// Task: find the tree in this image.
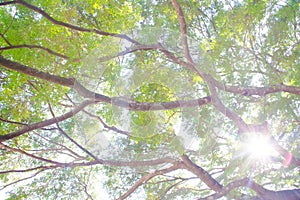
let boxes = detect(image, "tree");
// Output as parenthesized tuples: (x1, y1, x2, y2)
(0, 0, 299, 199)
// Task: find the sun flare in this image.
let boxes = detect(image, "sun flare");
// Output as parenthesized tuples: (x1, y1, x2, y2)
(243, 134, 277, 160)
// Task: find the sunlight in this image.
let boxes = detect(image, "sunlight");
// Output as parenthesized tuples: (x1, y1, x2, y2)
(243, 134, 277, 160)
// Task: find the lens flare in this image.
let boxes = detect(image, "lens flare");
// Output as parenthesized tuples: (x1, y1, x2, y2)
(243, 134, 276, 160)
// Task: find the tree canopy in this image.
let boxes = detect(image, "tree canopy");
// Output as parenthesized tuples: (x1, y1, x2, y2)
(0, 0, 299, 199)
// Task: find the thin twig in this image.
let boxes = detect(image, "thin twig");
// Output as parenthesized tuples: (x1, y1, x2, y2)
(47, 102, 99, 161)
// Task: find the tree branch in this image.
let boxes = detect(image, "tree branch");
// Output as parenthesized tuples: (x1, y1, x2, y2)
(0, 100, 94, 142)
(269, 135, 300, 167)
(0, 34, 12, 46)
(198, 178, 300, 200)
(213, 81, 300, 97)
(0, 45, 70, 59)
(0, 169, 45, 191)
(0, 142, 64, 165)
(47, 102, 99, 161)
(15, 0, 140, 45)
(0, 55, 75, 87)
(117, 162, 184, 200)
(0, 1, 16, 6)
(204, 75, 249, 132)
(181, 154, 223, 192)
(33, 131, 85, 160)
(83, 110, 131, 137)
(4, 54, 297, 163)
(0, 55, 212, 111)
(0, 165, 54, 174)
(171, 0, 194, 63)
(0, 116, 28, 126)
(98, 43, 161, 62)
(99, 157, 177, 167)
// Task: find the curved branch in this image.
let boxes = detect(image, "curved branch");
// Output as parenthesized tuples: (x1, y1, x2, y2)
(0, 142, 64, 165)
(60, 157, 177, 169)
(98, 43, 161, 62)
(156, 44, 300, 99)
(0, 55, 75, 86)
(198, 178, 300, 200)
(0, 1, 16, 6)
(5, 53, 294, 156)
(197, 8, 218, 35)
(33, 131, 85, 160)
(198, 178, 250, 200)
(2, 45, 298, 162)
(0, 100, 94, 142)
(0, 165, 54, 174)
(171, 0, 194, 63)
(0, 55, 212, 111)
(117, 162, 184, 200)
(181, 154, 222, 192)
(0, 45, 70, 59)
(48, 103, 99, 161)
(83, 110, 131, 137)
(213, 80, 300, 97)
(0, 34, 12, 46)
(269, 135, 300, 167)
(99, 157, 177, 167)
(15, 0, 139, 45)
(0, 169, 45, 191)
(0, 116, 28, 126)
(204, 75, 249, 132)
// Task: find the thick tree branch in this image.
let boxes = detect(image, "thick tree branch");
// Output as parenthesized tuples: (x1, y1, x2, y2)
(157, 43, 248, 133)
(110, 96, 212, 111)
(0, 1, 16, 6)
(171, 0, 194, 63)
(245, 123, 300, 167)
(3, 52, 296, 164)
(2, 39, 298, 169)
(203, 74, 250, 133)
(157, 44, 300, 98)
(15, 0, 139, 45)
(157, 43, 251, 133)
(181, 154, 223, 192)
(269, 136, 300, 167)
(0, 55, 75, 87)
(198, 178, 300, 200)
(55, 157, 177, 169)
(99, 157, 177, 167)
(0, 55, 212, 111)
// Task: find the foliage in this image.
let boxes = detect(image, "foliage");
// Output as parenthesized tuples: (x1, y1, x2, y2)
(0, 0, 299, 199)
